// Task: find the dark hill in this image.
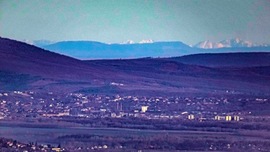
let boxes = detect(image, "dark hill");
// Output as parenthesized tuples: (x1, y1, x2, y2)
(1, 37, 270, 95)
(174, 52, 270, 67)
(0, 37, 114, 80)
(85, 57, 270, 95)
(0, 37, 126, 91)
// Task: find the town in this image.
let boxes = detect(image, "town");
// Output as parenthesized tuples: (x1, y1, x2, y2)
(1, 91, 270, 151)
(0, 90, 268, 122)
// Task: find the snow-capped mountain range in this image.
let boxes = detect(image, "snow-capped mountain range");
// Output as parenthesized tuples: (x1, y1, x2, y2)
(121, 39, 154, 44)
(23, 38, 270, 49)
(194, 38, 270, 49)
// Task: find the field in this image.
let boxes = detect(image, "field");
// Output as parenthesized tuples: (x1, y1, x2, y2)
(1, 121, 270, 151)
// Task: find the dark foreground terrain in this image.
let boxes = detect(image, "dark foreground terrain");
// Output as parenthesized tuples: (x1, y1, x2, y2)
(1, 118, 270, 152)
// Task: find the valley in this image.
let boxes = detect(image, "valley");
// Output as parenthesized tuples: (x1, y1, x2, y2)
(1, 37, 270, 151)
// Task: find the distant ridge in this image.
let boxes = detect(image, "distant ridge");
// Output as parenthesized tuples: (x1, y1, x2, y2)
(42, 41, 193, 59)
(39, 39, 270, 59)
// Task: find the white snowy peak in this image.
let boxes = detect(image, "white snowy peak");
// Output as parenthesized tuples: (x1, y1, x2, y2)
(121, 40, 135, 44)
(139, 39, 154, 44)
(121, 39, 154, 44)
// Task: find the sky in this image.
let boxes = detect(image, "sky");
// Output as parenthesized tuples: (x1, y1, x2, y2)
(0, 0, 270, 45)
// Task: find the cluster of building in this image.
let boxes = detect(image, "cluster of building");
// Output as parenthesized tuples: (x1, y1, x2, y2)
(1, 90, 267, 122)
(0, 137, 64, 152)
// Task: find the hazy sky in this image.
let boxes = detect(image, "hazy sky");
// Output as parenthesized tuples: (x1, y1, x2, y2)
(0, 0, 270, 45)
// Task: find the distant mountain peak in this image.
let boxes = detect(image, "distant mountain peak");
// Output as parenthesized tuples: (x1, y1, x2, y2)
(121, 40, 135, 44)
(139, 39, 154, 44)
(194, 38, 269, 49)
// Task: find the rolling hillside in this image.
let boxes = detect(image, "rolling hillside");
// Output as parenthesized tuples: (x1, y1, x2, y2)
(175, 52, 270, 67)
(1, 37, 270, 95)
